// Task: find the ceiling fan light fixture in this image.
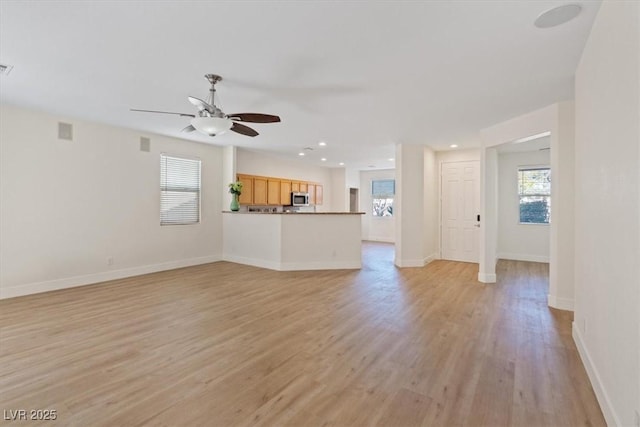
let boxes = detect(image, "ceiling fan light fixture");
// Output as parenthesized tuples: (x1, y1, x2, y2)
(190, 116, 233, 136)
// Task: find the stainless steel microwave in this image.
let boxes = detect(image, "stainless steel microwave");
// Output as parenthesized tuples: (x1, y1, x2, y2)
(291, 192, 310, 206)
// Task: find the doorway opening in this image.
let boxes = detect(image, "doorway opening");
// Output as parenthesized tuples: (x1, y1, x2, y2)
(349, 188, 358, 213)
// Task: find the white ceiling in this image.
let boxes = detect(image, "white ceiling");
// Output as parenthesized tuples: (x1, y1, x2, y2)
(0, 1, 600, 170)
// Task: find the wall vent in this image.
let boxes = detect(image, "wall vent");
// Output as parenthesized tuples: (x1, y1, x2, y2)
(140, 137, 150, 152)
(58, 122, 73, 141)
(0, 64, 13, 75)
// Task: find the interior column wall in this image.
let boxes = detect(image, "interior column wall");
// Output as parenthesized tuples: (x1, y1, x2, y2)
(395, 144, 424, 267)
(573, 1, 640, 424)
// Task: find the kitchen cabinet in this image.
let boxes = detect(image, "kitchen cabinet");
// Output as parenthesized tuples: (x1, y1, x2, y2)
(234, 174, 323, 207)
(237, 174, 253, 205)
(280, 181, 292, 205)
(253, 177, 268, 205)
(267, 179, 281, 205)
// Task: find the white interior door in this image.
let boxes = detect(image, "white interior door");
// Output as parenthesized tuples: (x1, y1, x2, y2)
(441, 161, 480, 263)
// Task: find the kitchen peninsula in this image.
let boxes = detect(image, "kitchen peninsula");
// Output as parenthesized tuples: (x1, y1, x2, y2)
(222, 212, 364, 271)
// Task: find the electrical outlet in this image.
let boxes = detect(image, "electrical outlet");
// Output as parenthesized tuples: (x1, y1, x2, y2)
(107, 257, 114, 266)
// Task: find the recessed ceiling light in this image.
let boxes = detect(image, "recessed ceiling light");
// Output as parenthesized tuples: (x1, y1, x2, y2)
(450, 144, 458, 148)
(321, 158, 327, 162)
(318, 141, 327, 146)
(535, 4, 582, 28)
(339, 162, 344, 166)
(298, 152, 305, 156)
(388, 158, 394, 161)
(514, 131, 551, 144)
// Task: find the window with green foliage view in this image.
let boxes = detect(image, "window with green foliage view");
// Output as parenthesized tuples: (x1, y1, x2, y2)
(372, 179, 394, 217)
(518, 167, 550, 224)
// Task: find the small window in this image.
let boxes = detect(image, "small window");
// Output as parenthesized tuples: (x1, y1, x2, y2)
(160, 154, 201, 225)
(372, 179, 394, 217)
(518, 167, 550, 224)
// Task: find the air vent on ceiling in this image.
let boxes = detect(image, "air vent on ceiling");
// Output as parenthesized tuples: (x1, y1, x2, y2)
(0, 64, 14, 75)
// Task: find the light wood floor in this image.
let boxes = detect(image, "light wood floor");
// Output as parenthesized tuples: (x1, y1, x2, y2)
(0, 242, 604, 426)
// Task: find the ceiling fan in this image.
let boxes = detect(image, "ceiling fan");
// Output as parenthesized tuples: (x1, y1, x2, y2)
(131, 74, 281, 137)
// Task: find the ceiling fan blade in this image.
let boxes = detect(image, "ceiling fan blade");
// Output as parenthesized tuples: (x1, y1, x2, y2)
(228, 113, 281, 123)
(181, 124, 196, 133)
(188, 96, 215, 114)
(130, 108, 195, 118)
(230, 122, 259, 137)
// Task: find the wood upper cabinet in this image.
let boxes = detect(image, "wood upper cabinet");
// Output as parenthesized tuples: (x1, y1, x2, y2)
(267, 179, 281, 205)
(236, 174, 253, 205)
(233, 174, 323, 206)
(253, 177, 268, 205)
(280, 181, 292, 205)
(308, 184, 316, 205)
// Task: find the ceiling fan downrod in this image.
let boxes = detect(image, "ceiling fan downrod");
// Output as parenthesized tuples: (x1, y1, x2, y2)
(204, 74, 223, 115)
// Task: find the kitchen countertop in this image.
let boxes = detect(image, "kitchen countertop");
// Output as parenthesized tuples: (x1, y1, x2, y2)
(222, 211, 365, 215)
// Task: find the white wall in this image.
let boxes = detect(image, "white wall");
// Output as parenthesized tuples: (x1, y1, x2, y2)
(359, 169, 395, 242)
(549, 101, 576, 310)
(436, 148, 481, 164)
(0, 105, 223, 299)
(395, 144, 425, 267)
(330, 167, 347, 212)
(573, 2, 640, 426)
(423, 148, 438, 263)
(497, 149, 550, 262)
(236, 148, 332, 211)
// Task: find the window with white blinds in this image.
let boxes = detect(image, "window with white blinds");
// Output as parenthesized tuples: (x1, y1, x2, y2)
(160, 154, 201, 226)
(518, 167, 551, 224)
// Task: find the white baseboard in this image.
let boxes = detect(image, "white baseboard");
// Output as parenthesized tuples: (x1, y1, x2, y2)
(222, 254, 361, 271)
(279, 260, 361, 271)
(222, 254, 281, 271)
(572, 322, 619, 426)
(366, 236, 395, 243)
(394, 258, 425, 268)
(0, 254, 222, 300)
(478, 272, 497, 283)
(547, 294, 574, 311)
(497, 252, 550, 263)
(423, 253, 438, 265)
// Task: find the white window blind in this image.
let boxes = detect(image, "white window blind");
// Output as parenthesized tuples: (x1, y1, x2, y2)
(160, 154, 201, 226)
(372, 179, 395, 197)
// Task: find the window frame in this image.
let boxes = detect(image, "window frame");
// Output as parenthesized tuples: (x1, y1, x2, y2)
(160, 153, 202, 226)
(517, 165, 551, 225)
(371, 179, 395, 218)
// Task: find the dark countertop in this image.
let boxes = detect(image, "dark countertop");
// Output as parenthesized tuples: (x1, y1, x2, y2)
(222, 211, 365, 215)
